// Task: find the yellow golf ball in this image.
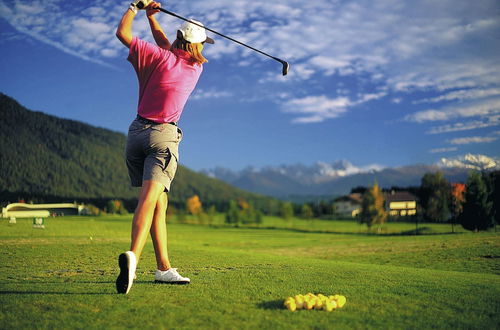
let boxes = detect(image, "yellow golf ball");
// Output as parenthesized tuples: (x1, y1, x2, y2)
(294, 296, 304, 310)
(304, 300, 314, 310)
(286, 301, 297, 311)
(323, 300, 337, 312)
(336, 295, 347, 308)
(314, 299, 324, 310)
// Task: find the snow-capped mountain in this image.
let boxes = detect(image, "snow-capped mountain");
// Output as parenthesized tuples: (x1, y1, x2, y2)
(202, 160, 384, 186)
(437, 154, 500, 171)
(312, 161, 384, 183)
(201, 154, 498, 199)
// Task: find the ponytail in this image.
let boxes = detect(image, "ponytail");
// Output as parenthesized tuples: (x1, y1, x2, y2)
(171, 38, 208, 65)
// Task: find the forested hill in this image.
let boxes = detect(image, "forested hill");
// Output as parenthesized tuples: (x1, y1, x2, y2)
(0, 93, 271, 208)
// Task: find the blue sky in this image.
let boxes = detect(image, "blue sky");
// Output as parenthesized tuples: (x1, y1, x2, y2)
(1, 0, 499, 172)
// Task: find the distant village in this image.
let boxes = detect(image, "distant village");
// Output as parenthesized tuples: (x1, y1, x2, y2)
(2, 190, 419, 221)
(335, 190, 417, 218)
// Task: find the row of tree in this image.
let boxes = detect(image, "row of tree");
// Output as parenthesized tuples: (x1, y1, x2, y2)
(359, 171, 499, 231)
(83, 170, 499, 233)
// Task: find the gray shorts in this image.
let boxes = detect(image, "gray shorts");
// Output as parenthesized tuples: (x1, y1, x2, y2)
(125, 117, 183, 192)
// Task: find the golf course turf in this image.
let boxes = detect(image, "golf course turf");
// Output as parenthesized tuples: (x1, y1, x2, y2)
(1, 215, 499, 329)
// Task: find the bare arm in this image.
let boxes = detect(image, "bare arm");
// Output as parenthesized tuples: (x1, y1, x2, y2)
(146, 2, 171, 50)
(116, 8, 137, 48)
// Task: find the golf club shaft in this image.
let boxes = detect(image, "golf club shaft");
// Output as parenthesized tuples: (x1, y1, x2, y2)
(156, 7, 288, 74)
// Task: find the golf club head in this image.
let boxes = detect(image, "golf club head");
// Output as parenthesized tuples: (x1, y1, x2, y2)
(282, 61, 289, 76)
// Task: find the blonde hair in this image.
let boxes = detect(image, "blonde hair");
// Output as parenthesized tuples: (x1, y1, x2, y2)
(171, 38, 208, 65)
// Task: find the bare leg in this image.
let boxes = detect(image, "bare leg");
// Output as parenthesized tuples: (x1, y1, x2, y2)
(130, 180, 165, 261)
(150, 191, 171, 271)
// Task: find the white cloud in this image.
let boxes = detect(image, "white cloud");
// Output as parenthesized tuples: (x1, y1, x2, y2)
(101, 48, 119, 58)
(406, 98, 500, 123)
(14, 1, 44, 15)
(282, 95, 350, 123)
(309, 56, 351, 76)
(191, 88, 232, 100)
(416, 87, 500, 104)
(1, 0, 499, 127)
(447, 136, 498, 145)
(280, 89, 388, 123)
(83, 6, 105, 17)
(427, 115, 500, 134)
(0, 0, 121, 68)
(429, 147, 458, 154)
(356, 92, 387, 104)
(406, 110, 450, 123)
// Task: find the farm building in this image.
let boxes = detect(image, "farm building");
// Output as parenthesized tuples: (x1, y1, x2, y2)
(334, 193, 362, 217)
(385, 191, 417, 216)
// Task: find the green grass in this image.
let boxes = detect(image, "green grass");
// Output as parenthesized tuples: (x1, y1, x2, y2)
(179, 214, 470, 235)
(1, 216, 499, 329)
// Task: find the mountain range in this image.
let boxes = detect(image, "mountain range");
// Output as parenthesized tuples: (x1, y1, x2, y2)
(201, 155, 500, 199)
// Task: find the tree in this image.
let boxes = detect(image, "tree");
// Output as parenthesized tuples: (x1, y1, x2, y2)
(359, 182, 387, 232)
(450, 183, 465, 233)
(300, 204, 314, 219)
(106, 199, 127, 214)
(106, 200, 117, 214)
(241, 205, 263, 225)
(280, 202, 294, 220)
(266, 199, 280, 216)
(238, 198, 250, 211)
(207, 205, 217, 225)
(83, 204, 101, 216)
(225, 199, 262, 226)
(186, 195, 203, 215)
(225, 200, 240, 226)
(420, 172, 450, 222)
(350, 186, 368, 194)
(460, 171, 494, 231)
(487, 171, 500, 229)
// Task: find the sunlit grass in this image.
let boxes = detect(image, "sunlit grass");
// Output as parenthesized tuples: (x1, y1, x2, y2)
(0, 216, 498, 329)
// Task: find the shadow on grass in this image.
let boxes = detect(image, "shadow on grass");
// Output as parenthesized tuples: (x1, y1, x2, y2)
(0, 280, 119, 295)
(0, 280, 116, 285)
(208, 224, 465, 237)
(0, 290, 112, 295)
(257, 299, 285, 310)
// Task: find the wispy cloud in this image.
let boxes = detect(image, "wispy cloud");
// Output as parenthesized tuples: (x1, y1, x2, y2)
(282, 95, 350, 124)
(447, 136, 498, 145)
(0, 0, 122, 69)
(280, 90, 387, 124)
(1, 0, 499, 127)
(191, 88, 232, 100)
(427, 115, 500, 134)
(405, 98, 500, 123)
(429, 147, 458, 154)
(416, 87, 500, 104)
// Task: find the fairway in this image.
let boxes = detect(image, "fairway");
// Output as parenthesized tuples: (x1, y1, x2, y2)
(1, 216, 499, 329)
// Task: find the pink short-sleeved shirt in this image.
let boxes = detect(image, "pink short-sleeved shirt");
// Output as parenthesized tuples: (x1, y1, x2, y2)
(128, 37, 203, 123)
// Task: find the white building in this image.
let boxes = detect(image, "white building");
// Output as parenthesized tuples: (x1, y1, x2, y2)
(2, 202, 84, 219)
(334, 193, 362, 217)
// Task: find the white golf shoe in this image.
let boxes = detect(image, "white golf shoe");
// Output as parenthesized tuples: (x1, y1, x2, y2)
(154, 268, 190, 284)
(116, 251, 137, 294)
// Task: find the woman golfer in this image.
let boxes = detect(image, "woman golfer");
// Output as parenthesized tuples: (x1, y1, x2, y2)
(115, 0, 213, 294)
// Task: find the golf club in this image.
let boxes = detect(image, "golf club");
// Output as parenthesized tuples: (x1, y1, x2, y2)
(135, 2, 289, 75)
